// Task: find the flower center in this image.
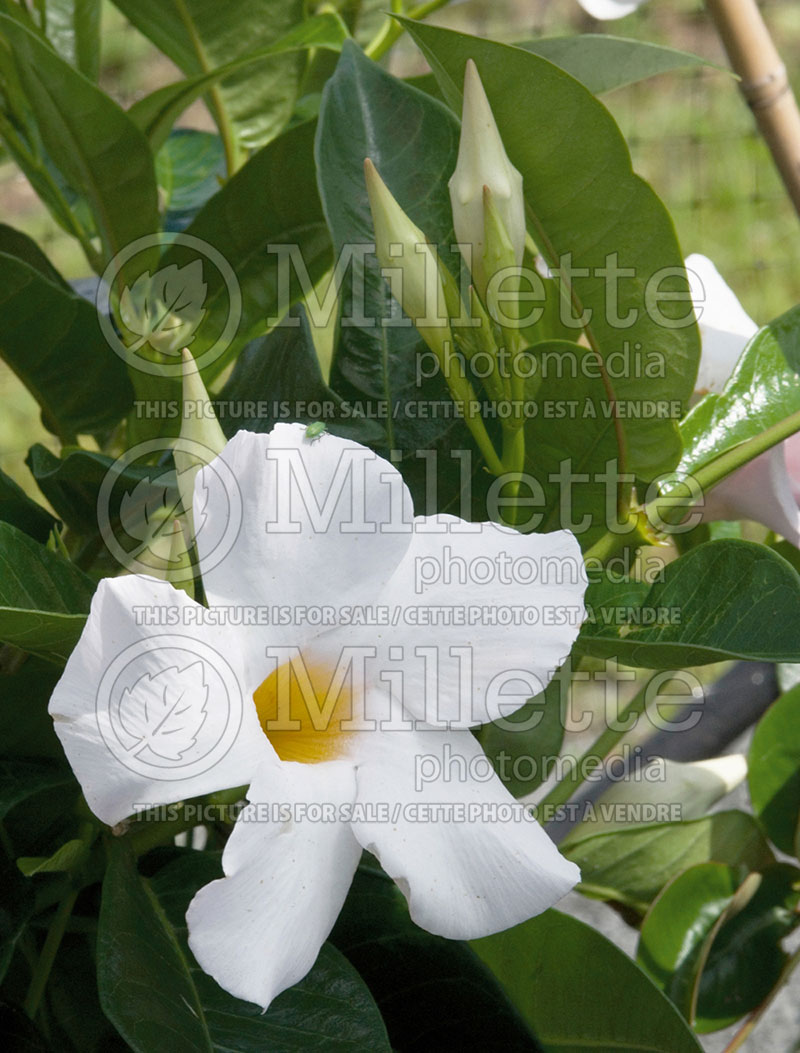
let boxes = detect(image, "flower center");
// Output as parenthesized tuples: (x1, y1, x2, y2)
(253, 658, 356, 763)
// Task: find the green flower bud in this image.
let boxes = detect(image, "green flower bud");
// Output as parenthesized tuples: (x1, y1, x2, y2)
(364, 157, 454, 360)
(175, 349, 227, 536)
(449, 59, 525, 300)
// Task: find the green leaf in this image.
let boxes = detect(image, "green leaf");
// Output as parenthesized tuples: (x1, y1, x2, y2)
(130, 13, 348, 151)
(636, 862, 741, 1022)
(156, 130, 226, 231)
(41, 0, 102, 80)
(0, 251, 134, 438)
(693, 863, 800, 1032)
(0, 13, 158, 271)
(522, 340, 632, 548)
(0, 758, 73, 820)
(519, 34, 718, 95)
(680, 305, 800, 476)
(0, 521, 95, 662)
(0, 658, 67, 759)
(156, 119, 331, 385)
(402, 20, 700, 483)
(331, 864, 541, 1050)
(564, 811, 774, 911)
(749, 684, 800, 856)
(17, 836, 87, 875)
(0, 854, 35, 985)
(577, 539, 800, 667)
(111, 0, 306, 152)
(99, 844, 392, 1052)
(477, 672, 565, 798)
(472, 908, 703, 1053)
(0, 466, 56, 542)
(316, 41, 493, 516)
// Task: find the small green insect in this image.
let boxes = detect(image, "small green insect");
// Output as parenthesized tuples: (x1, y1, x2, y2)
(304, 421, 327, 442)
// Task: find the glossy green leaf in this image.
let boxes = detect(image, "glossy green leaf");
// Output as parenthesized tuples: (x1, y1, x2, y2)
(0, 252, 133, 438)
(748, 684, 800, 856)
(636, 862, 740, 1021)
(578, 540, 800, 667)
(472, 909, 703, 1052)
(519, 34, 718, 95)
(42, 0, 101, 80)
(403, 20, 700, 483)
(0, 521, 94, 662)
(478, 672, 566, 798)
(99, 844, 392, 1052)
(0, 14, 158, 270)
(693, 863, 800, 1032)
(0, 466, 56, 542)
(316, 42, 493, 516)
(331, 864, 541, 1050)
(157, 119, 331, 385)
(112, 0, 305, 152)
(680, 305, 800, 476)
(130, 13, 348, 151)
(564, 811, 774, 911)
(156, 131, 226, 232)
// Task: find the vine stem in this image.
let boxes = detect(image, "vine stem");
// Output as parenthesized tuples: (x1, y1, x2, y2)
(365, 0, 452, 62)
(536, 676, 651, 818)
(23, 888, 79, 1019)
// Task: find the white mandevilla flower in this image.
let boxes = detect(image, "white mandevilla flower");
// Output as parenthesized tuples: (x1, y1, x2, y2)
(687, 252, 800, 546)
(576, 0, 648, 19)
(449, 59, 525, 301)
(49, 402, 586, 1007)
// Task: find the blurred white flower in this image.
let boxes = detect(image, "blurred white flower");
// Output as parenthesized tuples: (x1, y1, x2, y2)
(576, 0, 648, 20)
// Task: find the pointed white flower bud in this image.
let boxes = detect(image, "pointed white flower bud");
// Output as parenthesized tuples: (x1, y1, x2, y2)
(449, 59, 525, 300)
(364, 158, 454, 360)
(564, 754, 747, 842)
(175, 348, 227, 539)
(576, 0, 648, 19)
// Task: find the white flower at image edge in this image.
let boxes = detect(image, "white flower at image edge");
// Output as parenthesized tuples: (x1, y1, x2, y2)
(49, 424, 586, 1010)
(576, 0, 647, 20)
(687, 253, 800, 546)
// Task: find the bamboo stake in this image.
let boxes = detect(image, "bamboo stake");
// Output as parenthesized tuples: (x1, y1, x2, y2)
(705, 0, 800, 219)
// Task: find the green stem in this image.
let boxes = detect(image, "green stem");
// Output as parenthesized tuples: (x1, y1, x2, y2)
(23, 889, 78, 1019)
(537, 677, 651, 818)
(364, 0, 451, 61)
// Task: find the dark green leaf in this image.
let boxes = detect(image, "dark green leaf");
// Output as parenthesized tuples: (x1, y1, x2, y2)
(0, 252, 133, 438)
(0, 521, 95, 661)
(519, 34, 718, 95)
(331, 864, 541, 1050)
(472, 908, 703, 1052)
(564, 811, 774, 911)
(402, 20, 700, 482)
(0, 465, 55, 542)
(578, 540, 800, 667)
(748, 684, 800, 856)
(156, 131, 226, 232)
(111, 0, 305, 152)
(100, 844, 392, 1052)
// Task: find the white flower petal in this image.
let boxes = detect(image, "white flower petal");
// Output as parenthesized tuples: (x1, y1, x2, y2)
(576, 0, 646, 19)
(187, 758, 361, 1010)
(686, 253, 758, 394)
(701, 445, 800, 546)
(49, 575, 269, 826)
(350, 726, 579, 939)
(195, 426, 414, 663)
(372, 516, 586, 726)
